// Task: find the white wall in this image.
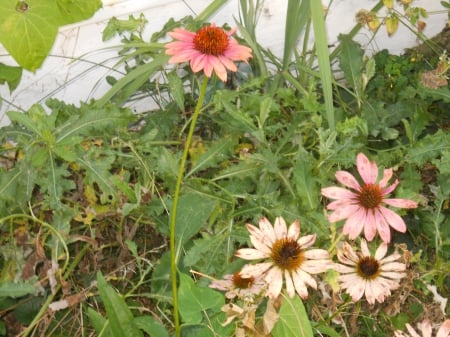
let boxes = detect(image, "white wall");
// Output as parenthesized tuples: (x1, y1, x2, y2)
(0, 0, 447, 126)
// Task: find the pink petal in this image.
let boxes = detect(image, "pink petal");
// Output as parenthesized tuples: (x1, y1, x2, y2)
(342, 210, 366, 240)
(383, 198, 418, 209)
(378, 168, 393, 188)
(374, 209, 392, 243)
(380, 206, 407, 233)
(328, 204, 361, 222)
(321, 186, 357, 200)
(437, 319, 450, 337)
(357, 153, 379, 184)
(335, 171, 361, 191)
(381, 262, 406, 272)
(363, 210, 377, 241)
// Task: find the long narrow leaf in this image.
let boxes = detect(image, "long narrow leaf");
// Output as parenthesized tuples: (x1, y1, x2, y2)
(283, 0, 310, 69)
(310, 0, 335, 130)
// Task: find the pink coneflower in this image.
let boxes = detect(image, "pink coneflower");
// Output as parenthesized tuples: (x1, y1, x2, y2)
(334, 239, 406, 305)
(165, 23, 252, 82)
(235, 217, 332, 299)
(209, 269, 265, 300)
(321, 152, 418, 243)
(394, 319, 450, 337)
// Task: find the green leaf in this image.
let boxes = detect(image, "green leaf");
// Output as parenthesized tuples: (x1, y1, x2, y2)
(167, 70, 185, 111)
(133, 316, 169, 337)
(0, 63, 22, 92)
(0, 0, 60, 70)
(174, 193, 216, 245)
(0, 281, 37, 298)
(96, 272, 143, 337)
(293, 156, 320, 210)
(87, 307, 113, 336)
(272, 296, 313, 337)
(338, 34, 364, 97)
(56, 0, 101, 26)
(178, 272, 224, 324)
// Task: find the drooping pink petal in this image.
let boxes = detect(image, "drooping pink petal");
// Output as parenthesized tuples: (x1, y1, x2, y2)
(328, 204, 361, 222)
(363, 209, 377, 241)
(374, 209, 392, 243)
(342, 210, 366, 240)
(380, 206, 407, 233)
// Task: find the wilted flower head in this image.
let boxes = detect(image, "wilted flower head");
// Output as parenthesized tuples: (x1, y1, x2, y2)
(165, 23, 252, 82)
(235, 217, 332, 299)
(209, 269, 265, 300)
(334, 239, 406, 305)
(321, 152, 417, 243)
(394, 319, 450, 337)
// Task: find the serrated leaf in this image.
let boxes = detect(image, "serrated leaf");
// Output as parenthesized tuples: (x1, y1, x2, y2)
(338, 35, 364, 96)
(293, 157, 319, 210)
(272, 296, 313, 337)
(178, 272, 224, 324)
(0, 281, 37, 298)
(167, 70, 185, 111)
(96, 272, 143, 337)
(174, 193, 216, 245)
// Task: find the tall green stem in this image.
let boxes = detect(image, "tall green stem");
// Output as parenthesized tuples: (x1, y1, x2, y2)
(169, 76, 209, 337)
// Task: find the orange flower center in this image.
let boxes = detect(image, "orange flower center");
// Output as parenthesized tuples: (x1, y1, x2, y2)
(270, 238, 304, 271)
(232, 272, 254, 289)
(358, 183, 383, 209)
(357, 256, 380, 280)
(193, 26, 229, 56)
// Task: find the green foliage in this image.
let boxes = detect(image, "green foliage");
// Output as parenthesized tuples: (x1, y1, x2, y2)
(272, 296, 313, 337)
(0, 0, 101, 71)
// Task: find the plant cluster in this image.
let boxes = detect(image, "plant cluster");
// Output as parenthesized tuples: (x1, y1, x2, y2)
(0, 0, 449, 337)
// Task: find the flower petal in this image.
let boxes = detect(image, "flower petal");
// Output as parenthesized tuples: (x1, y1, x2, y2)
(236, 248, 269, 260)
(265, 267, 283, 299)
(274, 216, 287, 239)
(357, 153, 378, 184)
(335, 171, 361, 191)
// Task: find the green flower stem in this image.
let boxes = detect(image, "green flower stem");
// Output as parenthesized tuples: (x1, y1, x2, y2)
(170, 76, 209, 337)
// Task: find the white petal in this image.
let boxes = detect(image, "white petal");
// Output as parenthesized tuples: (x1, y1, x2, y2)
(284, 271, 295, 298)
(240, 262, 273, 278)
(287, 220, 300, 240)
(265, 267, 283, 299)
(274, 217, 287, 239)
(235, 248, 268, 260)
(374, 242, 388, 260)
